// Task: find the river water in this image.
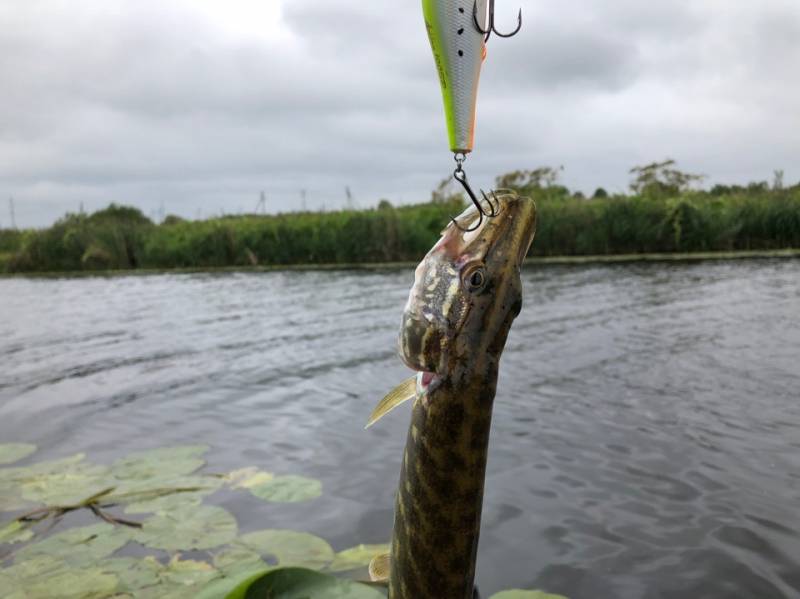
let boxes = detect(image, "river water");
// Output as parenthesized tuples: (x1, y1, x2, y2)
(1, 259, 799, 598)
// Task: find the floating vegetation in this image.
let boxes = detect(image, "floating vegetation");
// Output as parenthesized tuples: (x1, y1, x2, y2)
(0, 444, 566, 598)
(328, 544, 392, 573)
(0, 444, 37, 465)
(134, 505, 238, 552)
(489, 592, 569, 599)
(226, 567, 385, 599)
(15, 523, 132, 567)
(247, 475, 323, 503)
(235, 529, 335, 571)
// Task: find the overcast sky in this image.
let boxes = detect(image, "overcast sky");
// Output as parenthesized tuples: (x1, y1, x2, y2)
(1, 0, 798, 227)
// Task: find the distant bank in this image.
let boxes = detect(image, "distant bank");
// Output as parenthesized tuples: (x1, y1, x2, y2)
(2, 179, 799, 275)
(2, 249, 800, 279)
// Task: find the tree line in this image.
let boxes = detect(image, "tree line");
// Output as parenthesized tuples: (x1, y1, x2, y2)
(2, 161, 799, 273)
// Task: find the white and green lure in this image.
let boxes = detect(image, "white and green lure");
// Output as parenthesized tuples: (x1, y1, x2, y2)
(421, 0, 522, 227)
(422, 0, 521, 154)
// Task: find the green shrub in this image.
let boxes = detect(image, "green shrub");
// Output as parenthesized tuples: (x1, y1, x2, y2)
(5, 188, 800, 273)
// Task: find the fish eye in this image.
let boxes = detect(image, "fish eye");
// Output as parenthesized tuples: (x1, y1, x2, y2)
(463, 264, 487, 292)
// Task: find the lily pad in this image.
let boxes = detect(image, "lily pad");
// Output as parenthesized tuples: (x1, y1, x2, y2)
(2, 555, 120, 599)
(0, 453, 112, 507)
(111, 445, 209, 481)
(328, 543, 392, 573)
(15, 523, 132, 566)
(11, 566, 118, 599)
(249, 475, 322, 503)
(213, 546, 270, 578)
(0, 443, 37, 465)
(124, 557, 224, 599)
(196, 572, 264, 599)
(99, 556, 161, 591)
(236, 529, 334, 570)
(0, 453, 87, 483)
(19, 464, 111, 506)
(135, 504, 237, 551)
(0, 487, 31, 512)
(162, 554, 219, 586)
(489, 591, 570, 599)
(225, 567, 385, 599)
(110, 473, 223, 503)
(0, 520, 34, 544)
(124, 491, 205, 515)
(224, 467, 274, 490)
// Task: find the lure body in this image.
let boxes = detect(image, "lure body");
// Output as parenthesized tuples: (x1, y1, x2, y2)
(422, 0, 488, 153)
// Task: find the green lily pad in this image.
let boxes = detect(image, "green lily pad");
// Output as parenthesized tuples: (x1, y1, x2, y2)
(125, 477, 222, 514)
(111, 445, 209, 481)
(0, 487, 31, 512)
(123, 556, 224, 599)
(0, 454, 87, 483)
(327, 543, 391, 573)
(161, 554, 220, 586)
(213, 546, 270, 578)
(99, 556, 161, 591)
(489, 591, 570, 599)
(19, 464, 111, 506)
(135, 504, 237, 551)
(0, 443, 37, 465)
(225, 567, 385, 599)
(12, 567, 118, 599)
(224, 467, 274, 489)
(110, 473, 223, 504)
(249, 475, 322, 503)
(196, 572, 264, 599)
(15, 522, 132, 566)
(0, 520, 34, 544)
(236, 529, 334, 570)
(2, 555, 120, 599)
(0, 453, 112, 507)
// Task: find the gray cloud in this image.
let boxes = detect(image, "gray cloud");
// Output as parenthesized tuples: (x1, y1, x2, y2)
(0, 0, 798, 227)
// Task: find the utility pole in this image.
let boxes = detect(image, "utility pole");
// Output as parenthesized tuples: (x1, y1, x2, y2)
(345, 186, 354, 209)
(300, 189, 307, 212)
(255, 191, 266, 214)
(8, 197, 16, 229)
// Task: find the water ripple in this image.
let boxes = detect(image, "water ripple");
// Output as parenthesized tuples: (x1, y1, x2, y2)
(1, 260, 799, 598)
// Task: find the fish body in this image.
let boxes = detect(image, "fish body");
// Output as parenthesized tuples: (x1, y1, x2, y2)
(422, 0, 489, 153)
(370, 193, 537, 598)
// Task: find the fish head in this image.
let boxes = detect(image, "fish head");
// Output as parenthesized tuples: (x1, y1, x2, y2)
(398, 193, 537, 389)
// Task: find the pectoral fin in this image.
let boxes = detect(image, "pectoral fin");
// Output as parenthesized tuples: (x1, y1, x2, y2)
(365, 376, 417, 429)
(368, 552, 391, 583)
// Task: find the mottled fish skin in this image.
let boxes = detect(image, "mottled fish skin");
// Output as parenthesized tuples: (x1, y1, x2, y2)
(389, 193, 537, 599)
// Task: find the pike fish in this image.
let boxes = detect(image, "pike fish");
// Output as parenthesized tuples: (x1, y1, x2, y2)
(367, 192, 537, 599)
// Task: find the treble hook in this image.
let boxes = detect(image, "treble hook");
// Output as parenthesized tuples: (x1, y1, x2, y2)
(473, 0, 523, 42)
(452, 153, 499, 233)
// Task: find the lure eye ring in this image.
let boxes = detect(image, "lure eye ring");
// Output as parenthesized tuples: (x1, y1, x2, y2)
(463, 263, 488, 293)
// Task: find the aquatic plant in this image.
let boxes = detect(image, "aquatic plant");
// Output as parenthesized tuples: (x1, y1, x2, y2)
(0, 443, 565, 597)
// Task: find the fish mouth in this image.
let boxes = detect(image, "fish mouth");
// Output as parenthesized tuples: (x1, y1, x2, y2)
(436, 193, 537, 268)
(417, 370, 439, 392)
(398, 352, 441, 394)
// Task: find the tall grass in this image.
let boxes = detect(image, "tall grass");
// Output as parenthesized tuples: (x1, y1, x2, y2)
(4, 188, 800, 274)
(531, 189, 800, 256)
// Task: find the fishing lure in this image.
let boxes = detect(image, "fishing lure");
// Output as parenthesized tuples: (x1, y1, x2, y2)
(422, 0, 522, 230)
